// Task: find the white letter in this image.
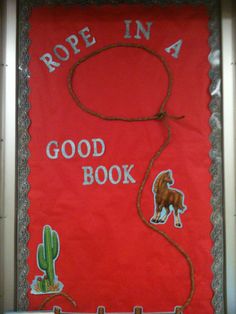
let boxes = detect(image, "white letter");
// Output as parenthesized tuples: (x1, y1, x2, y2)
(61, 140, 75, 159)
(79, 27, 96, 48)
(92, 138, 105, 157)
(78, 139, 91, 158)
(82, 166, 94, 185)
(95, 166, 108, 185)
(53, 44, 70, 61)
(109, 165, 122, 184)
(66, 34, 80, 54)
(40, 53, 60, 72)
(46, 141, 59, 159)
(123, 165, 136, 184)
(124, 20, 132, 39)
(134, 21, 152, 40)
(165, 39, 183, 59)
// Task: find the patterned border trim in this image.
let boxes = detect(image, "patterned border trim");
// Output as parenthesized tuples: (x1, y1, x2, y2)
(17, 0, 224, 312)
(207, 3, 225, 314)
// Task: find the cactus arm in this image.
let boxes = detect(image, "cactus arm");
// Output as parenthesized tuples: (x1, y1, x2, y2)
(37, 244, 47, 270)
(52, 231, 59, 259)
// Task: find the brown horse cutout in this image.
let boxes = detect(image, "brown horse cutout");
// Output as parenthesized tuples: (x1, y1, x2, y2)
(150, 170, 187, 228)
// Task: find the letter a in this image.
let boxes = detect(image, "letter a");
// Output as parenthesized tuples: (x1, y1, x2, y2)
(165, 39, 183, 59)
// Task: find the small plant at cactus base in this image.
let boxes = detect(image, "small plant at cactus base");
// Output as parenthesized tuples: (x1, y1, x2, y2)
(31, 225, 64, 294)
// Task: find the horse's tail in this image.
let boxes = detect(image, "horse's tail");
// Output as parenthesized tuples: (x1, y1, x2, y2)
(172, 190, 186, 212)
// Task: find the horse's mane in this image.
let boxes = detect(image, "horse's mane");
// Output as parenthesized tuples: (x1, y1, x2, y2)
(153, 172, 167, 193)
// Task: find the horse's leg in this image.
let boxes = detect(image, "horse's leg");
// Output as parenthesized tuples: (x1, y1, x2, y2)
(150, 204, 162, 224)
(158, 206, 170, 223)
(173, 206, 182, 228)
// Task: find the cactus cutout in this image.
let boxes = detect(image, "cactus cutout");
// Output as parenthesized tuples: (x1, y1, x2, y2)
(31, 225, 64, 295)
(37, 225, 59, 285)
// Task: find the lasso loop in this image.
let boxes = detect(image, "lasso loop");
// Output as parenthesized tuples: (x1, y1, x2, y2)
(67, 43, 194, 314)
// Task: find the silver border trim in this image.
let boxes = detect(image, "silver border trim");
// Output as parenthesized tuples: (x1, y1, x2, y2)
(208, 4, 225, 314)
(17, 0, 224, 312)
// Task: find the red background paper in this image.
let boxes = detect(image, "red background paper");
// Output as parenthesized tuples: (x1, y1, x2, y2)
(27, 4, 213, 313)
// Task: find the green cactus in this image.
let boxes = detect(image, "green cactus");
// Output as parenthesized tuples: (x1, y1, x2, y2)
(37, 225, 59, 286)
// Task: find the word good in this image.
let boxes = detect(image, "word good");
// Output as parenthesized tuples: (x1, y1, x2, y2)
(46, 138, 105, 159)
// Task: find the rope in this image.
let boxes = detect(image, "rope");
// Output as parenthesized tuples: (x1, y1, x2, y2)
(67, 43, 194, 314)
(39, 291, 77, 310)
(68, 43, 172, 122)
(136, 120, 194, 313)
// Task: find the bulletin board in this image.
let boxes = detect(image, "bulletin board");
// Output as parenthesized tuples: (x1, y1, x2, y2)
(17, 1, 224, 313)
